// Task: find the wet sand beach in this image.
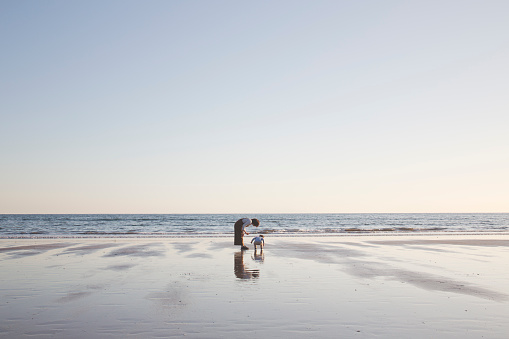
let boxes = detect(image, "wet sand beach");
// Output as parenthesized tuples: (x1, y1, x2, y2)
(1, 234, 508, 338)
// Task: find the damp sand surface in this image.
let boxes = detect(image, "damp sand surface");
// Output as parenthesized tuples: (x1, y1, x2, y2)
(1, 234, 508, 338)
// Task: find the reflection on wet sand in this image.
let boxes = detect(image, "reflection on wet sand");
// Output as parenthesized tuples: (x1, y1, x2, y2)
(234, 251, 259, 279)
(252, 249, 264, 262)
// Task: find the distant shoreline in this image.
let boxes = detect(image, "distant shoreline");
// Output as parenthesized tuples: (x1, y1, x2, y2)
(3, 230, 509, 239)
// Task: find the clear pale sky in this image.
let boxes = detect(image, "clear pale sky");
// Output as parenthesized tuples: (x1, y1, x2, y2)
(1, 1, 508, 213)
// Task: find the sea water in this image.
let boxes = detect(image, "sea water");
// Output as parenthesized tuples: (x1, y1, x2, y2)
(0, 213, 508, 237)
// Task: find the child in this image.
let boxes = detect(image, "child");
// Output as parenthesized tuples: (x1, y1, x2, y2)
(251, 234, 265, 250)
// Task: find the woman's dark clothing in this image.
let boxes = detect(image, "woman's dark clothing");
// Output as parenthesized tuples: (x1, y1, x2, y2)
(234, 219, 244, 245)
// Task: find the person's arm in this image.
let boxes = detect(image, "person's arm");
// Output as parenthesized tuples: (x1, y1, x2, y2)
(242, 218, 252, 232)
(242, 219, 251, 235)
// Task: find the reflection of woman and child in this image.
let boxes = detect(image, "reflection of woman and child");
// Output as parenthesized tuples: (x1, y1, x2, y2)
(234, 218, 265, 280)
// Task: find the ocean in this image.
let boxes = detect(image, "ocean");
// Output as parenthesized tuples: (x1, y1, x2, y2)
(1, 213, 508, 237)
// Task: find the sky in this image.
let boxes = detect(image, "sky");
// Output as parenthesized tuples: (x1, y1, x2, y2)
(1, 0, 508, 214)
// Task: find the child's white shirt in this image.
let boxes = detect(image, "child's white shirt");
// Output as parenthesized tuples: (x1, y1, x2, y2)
(251, 236, 264, 245)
